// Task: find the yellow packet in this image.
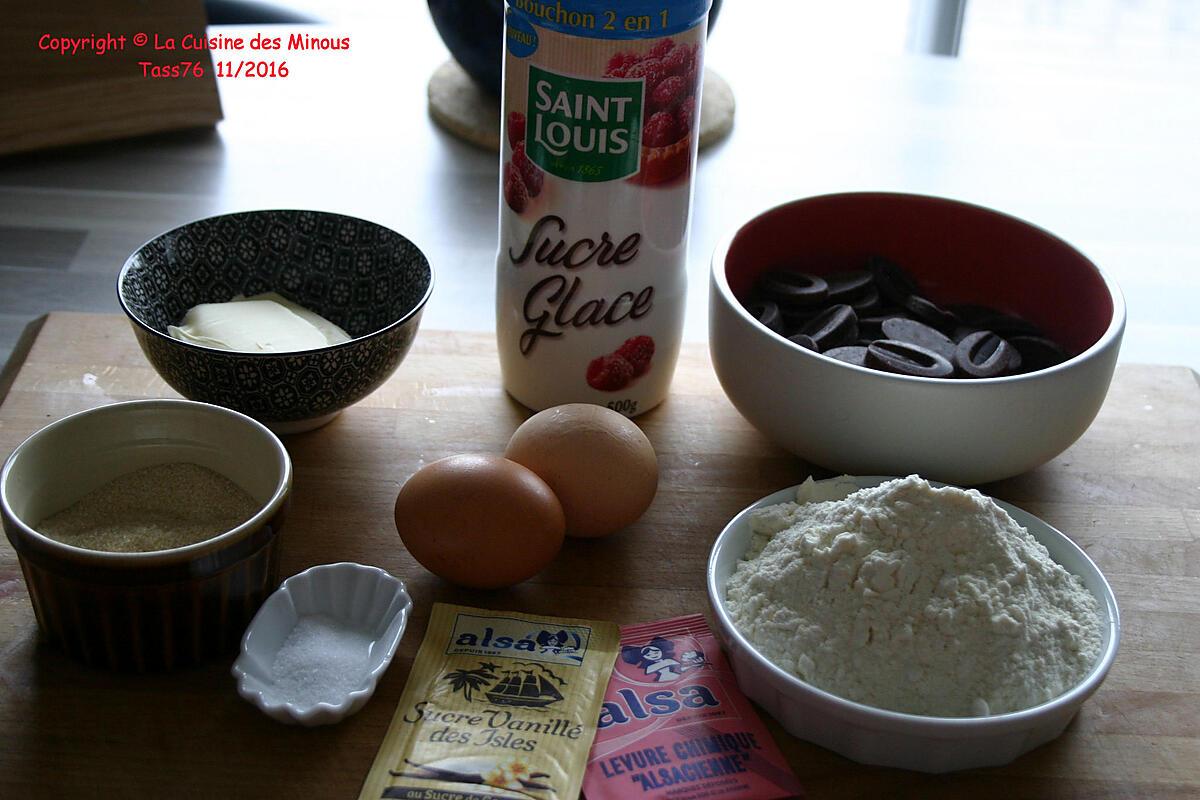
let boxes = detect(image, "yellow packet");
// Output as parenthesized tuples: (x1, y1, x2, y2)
(359, 603, 619, 800)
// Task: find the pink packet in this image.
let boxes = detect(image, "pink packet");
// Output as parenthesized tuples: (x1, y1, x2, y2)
(584, 615, 804, 800)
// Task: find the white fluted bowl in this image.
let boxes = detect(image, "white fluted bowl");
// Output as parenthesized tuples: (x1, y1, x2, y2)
(232, 562, 413, 726)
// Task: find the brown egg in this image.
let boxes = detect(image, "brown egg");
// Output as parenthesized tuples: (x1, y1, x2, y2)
(394, 454, 565, 589)
(505, 404, 658, 538)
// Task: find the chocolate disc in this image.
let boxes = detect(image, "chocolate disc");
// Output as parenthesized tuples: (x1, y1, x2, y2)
(903, 294, 959, 332)
(780, 305, 820, 331)
(825, 271, 874, 302)
(857, 314, 892, 340)
(1006, 346, 1024, 373)
(799, 304, 858, 350)
(954, 330, 1017, 378)
(881, 317, 956, 360)
(825, 345, 868, 366)
(746, 255, 1070, 382)
(848, 285, 883, 316)
(951, 324, 981, 343)
(867, 256, 919, 306)
(945, 304, 998, 327)
(982, 313, 1044, 339)
(746, 299, 785, 335)
(757, 270, 829, 308)
(1008, 335, 1069, 372)
(866, 339, 955, 378)
(787, 333, 818, 351)
(947, 304, 1043, 338)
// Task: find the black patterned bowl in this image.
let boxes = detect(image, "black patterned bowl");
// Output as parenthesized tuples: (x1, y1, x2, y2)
(118, 210, 433, 433)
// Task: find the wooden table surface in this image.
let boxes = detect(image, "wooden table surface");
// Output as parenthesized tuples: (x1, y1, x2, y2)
(1, 312, 1198, 799)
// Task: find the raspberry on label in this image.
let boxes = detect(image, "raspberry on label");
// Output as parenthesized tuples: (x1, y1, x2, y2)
(648, 38, 675, 60)
(628, 57, 667, 94)
(507, 111, 526, 150)
(663, 42, 695, 76)
(512, 142, 544, 198)
(586, 354, 635, 392)
(605, 51, 638, 78)
(651, 75, 687, 111)
(615, 336, 655, 377)
(642, 111, 679, 148)
(677, 96, 696, 133)
(503, 162, 528, 212)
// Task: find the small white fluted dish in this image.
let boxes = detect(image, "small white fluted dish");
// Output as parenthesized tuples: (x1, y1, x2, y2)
(707, 475, 1121, 773)
(232, 562, 412, 726)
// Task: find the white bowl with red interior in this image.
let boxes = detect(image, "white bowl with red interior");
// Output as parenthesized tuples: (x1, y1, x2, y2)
(708, 192, 1126, 485)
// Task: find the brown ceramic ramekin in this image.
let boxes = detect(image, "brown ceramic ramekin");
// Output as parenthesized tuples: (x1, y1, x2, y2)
(1, 399, 292, 671)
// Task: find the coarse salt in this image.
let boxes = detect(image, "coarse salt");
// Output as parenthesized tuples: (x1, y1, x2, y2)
(269, 615, 373, 708)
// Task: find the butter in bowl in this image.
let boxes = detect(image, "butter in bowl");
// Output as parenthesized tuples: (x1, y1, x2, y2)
(118, 209, 434, 434)
(167, 292, 351, 352)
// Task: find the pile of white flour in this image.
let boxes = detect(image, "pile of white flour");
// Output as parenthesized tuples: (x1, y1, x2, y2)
(725, 475, 1103, 717)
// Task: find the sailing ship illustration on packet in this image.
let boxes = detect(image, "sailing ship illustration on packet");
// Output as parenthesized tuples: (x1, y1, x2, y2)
(444, 660, 567, 709)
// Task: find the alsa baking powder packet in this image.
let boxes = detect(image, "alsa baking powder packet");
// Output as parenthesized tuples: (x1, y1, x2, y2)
(584, 615, 803, 800)
(357, 603, 619, 800)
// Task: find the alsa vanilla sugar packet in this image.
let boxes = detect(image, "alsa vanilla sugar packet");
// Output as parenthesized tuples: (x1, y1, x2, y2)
(358, 603, 619, 800)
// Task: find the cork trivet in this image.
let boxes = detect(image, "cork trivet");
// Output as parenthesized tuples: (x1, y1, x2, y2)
(427, 58, 735, 152)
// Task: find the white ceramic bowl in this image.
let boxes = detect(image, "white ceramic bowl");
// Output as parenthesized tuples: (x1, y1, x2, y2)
(232, 562, 413, 726)
(709, 192, 1126, 485)
(1, 399, 292, 671)
(706, 475, 1120, 773)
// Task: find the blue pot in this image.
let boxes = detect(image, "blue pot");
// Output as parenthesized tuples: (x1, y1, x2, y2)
(428, 0, 723, 97)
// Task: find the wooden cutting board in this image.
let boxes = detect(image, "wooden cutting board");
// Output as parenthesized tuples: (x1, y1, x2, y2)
(1, 312, 1198, 798)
